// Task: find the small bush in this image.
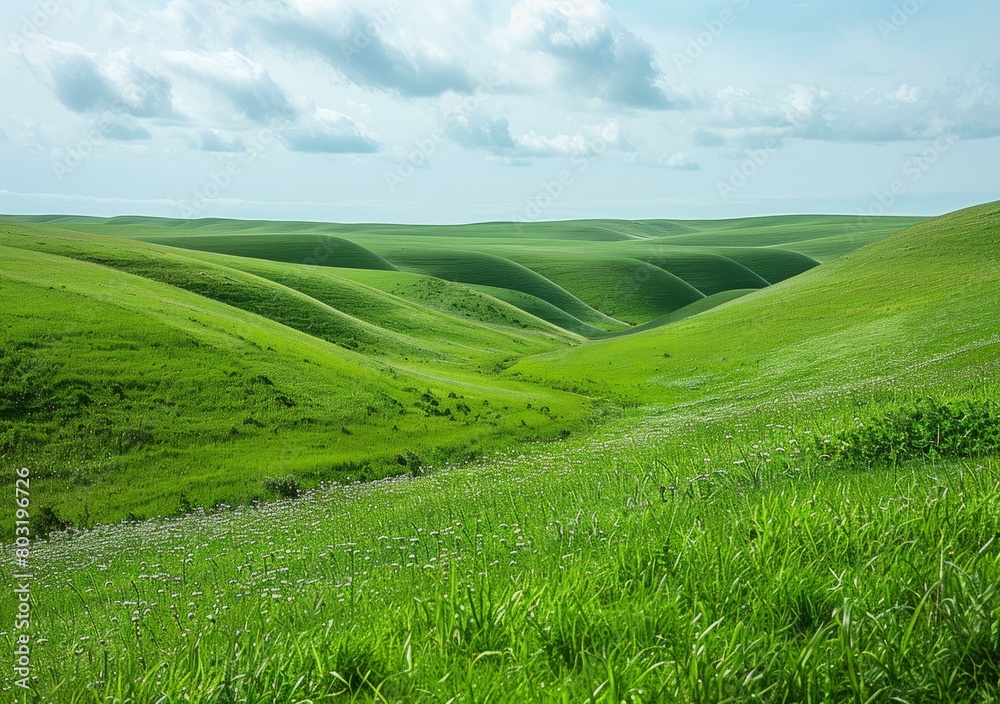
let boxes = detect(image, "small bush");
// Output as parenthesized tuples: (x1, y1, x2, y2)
(395, 450, 424, 477)
(175, 492, 194, 516)
(263, 474, 301, 499)
(32, 506, 72, 539)
(826, 398, 1000, 467)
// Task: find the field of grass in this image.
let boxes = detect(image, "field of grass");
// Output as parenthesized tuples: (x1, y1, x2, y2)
(363, 248, 629, 331)
(3, 205, 998, 702)
(629, 251, 769, 296)
(0, 224, 594, 531)
(33, 214, 921, 338)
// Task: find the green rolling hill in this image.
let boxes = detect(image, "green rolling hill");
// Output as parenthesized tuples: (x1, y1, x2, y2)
(137, 233, 399, 271)
(1, 204, 998, 703)
(368, 248, 629, 330)
(0, 224, 590, 526)
(509, 202, 1000, 406)
(0, 209, 936, 528)
(28, 214, 918, 338)
(630, 250, 771, 295)
(501, 253, 705, 324)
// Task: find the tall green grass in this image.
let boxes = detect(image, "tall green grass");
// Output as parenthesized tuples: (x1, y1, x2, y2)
(3, 397, 998, 701)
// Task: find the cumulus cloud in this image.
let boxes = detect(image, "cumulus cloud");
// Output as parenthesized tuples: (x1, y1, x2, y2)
(447, 113, 629, 159)
(9, 0, 996, 182)
(196, 129, 247, 152)
(447, 115, 518, 153)
(501, 0, 683, 109)
(698, 77, 1000, 154)
(660, 152, 701, 171)
(625, 150, 701, 170)
(163, 49, 294, 124)
(261, 1, 478, 98)
(280, 107, 381, 154)
(101, 118, 152, 141)
(256, 0, 689, 110)
(16, 37, 176, 121)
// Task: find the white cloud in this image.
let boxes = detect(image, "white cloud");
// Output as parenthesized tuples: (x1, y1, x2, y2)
(697, 78, 1000, 152)
(446, 113, 629, 159)
(16, 37, 176, 121)
(447, 114, 518, 153)
(2, 0, 997, 221)
(626, 151, 701, 171)
(196, 129, 247, 153)
(162, 49, 294, 124)
(500, 0, 684, 109)
(660, 152, 701, 171)
(280, 107, 381, 153)
(262, 0, 479, 98)
(101, 117, 152, 141)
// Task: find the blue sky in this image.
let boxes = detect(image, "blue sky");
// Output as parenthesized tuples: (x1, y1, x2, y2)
(1, 0, 997, 223)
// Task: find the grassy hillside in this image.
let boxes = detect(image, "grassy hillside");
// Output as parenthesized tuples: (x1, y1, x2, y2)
(630, 251, 770, 295)
(368, 248, 629, 330)
(0, 211, 942, 533)
(138, 233, 398, 271)
(133, 247, 576, 365)
(36, 214, 917, 335)
(610, 289, 758, 336)
(509, 202, 1000, 406)
(0, 226, 569, 364)
(2, 204, 997, 702)
(643, 214, 928, 261)
(0, 225, 594, 530)
(468, 284, 608, 338)
(502, 254, 705, 324)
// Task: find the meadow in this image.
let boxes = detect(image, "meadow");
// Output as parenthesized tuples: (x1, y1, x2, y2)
(2, 204, 999, 702)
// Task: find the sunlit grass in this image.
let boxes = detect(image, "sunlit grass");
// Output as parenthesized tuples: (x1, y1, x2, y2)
(3, 401, 998, 701)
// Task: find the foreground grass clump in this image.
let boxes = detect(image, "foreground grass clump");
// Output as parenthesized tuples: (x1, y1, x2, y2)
(826, 398, 1000, 467)
(262, 474, 302, 499)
